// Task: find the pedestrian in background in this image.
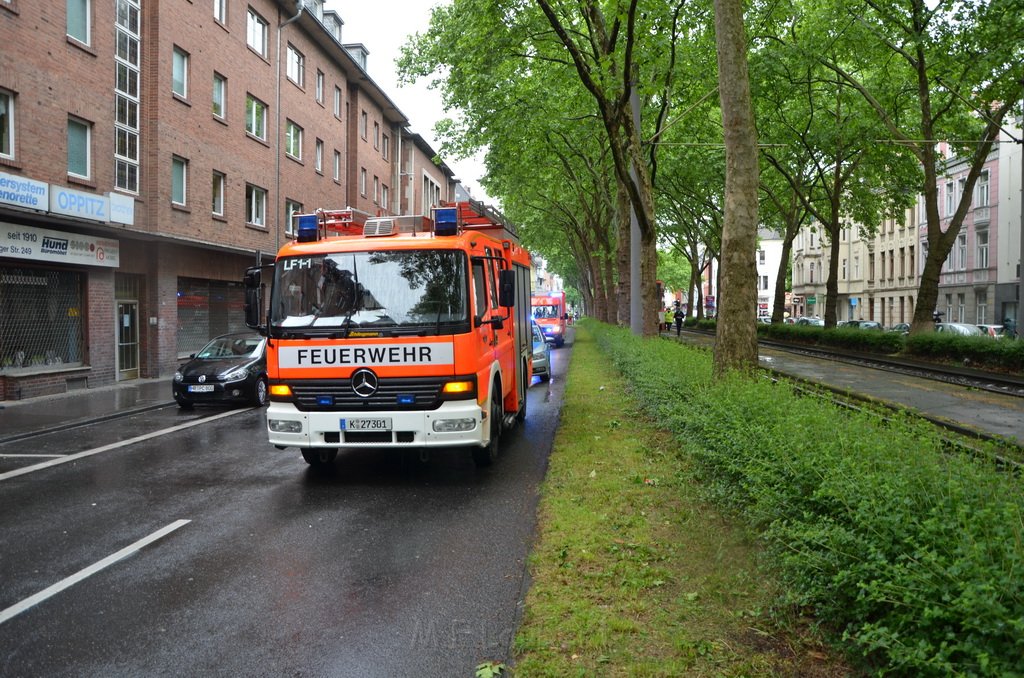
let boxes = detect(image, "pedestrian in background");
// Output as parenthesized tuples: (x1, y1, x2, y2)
(674, 303, 684, 336)
(664, 307, 674, 333)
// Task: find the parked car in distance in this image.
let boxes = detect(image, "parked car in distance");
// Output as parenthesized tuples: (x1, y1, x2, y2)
(934, 322, 985, 337)
(795, 316, 824, 326)
(889, 323, 911, 335)
(837, 320, 884, 330)
(173, 332, 268, 408)
(531, 321, 552, 383)
(976, 324, 1004, 339)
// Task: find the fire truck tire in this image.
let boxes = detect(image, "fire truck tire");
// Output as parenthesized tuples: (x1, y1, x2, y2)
(301, 448, 338, 466)
(473, 382, 502, 467)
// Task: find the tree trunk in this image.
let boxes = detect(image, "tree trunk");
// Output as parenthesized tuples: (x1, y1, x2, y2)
(824, 222, 841, 327)
(615, 182, 631, 326)
(712, 0, 760, 376)
(772, 236, 793, 322)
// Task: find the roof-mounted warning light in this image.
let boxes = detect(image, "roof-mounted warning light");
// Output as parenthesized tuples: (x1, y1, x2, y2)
(296, 214, 319, 242)
(433, 207, 459, 236)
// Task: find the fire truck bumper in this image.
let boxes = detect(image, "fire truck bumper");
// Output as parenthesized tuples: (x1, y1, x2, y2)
(265, 400, 488, 450)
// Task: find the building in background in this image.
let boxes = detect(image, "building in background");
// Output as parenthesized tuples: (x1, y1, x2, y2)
(0, 0, 457, 399)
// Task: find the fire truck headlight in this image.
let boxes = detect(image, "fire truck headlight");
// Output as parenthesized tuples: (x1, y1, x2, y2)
(441, 379, 476, 400)
(432, 418, 477, 433)
(268, 419, 303, 433)
(269, 384, 293, 398)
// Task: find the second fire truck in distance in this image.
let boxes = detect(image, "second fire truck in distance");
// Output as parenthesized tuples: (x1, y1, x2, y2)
(530, 290, 567, 347)
(244, 201, 533, 468)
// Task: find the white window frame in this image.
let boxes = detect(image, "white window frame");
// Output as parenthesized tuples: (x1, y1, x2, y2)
(956, 233, 967, 270)
(213, 0, 226, 24)
(315, 138, 323, 173)
(360, 168, 367, 196)
(171, 156, 188, 206)
(246, 9, 268, 58)
(976, 230, 989, 269)
(333, 150, 341, 182)
(0, 89, 13, 160)
(212, 170, 225, 216)
(944, 181, 954, 217)
(373, 175, 379, 204)
(212, 73, 226, 119)
(976, 291, 987, 325)
(360, 111, 367, 139)
(246, 183, 266, 226)
(316, 70, 324, 104)
(286, 45, 304, 87)
(382, 184, 389, 210)
(246, 94, 267, 140)
(977, 169, 990, 207)
(373, 122, 380, 149)
(172, 47, 189, 98)
(285, 120, 302, 159)
(285, 199, 302, 237)
(382, 134, 389, 161)
(67, 117, 91, 180)
(67, 0, 90, 45)
(333, 86, 341, 118)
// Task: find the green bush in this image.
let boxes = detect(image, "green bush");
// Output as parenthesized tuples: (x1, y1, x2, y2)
(906, 333, 1024, 372)
(585, 319, 1024, 676)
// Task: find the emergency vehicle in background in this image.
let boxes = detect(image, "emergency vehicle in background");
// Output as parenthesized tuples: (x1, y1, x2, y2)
(530, 290, 567, 347)
(244, 200, 533, 468)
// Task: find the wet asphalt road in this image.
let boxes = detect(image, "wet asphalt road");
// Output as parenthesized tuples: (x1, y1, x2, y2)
(0, 347, 569, 677)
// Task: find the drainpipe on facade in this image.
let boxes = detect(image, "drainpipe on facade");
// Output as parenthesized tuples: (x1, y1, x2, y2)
(275, 0, 305, 252)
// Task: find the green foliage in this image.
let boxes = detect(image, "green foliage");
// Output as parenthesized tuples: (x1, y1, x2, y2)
(905, 334, 1024, 373)
(587, 319, 1024, 675)
(475, 661, 506, 678)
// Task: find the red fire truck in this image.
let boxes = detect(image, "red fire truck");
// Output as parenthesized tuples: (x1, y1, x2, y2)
(244, 200, 533, 468)
(530, 290, 567, 347)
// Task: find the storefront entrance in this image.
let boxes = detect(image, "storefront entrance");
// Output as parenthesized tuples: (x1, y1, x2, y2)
(116, 301, 139, 380)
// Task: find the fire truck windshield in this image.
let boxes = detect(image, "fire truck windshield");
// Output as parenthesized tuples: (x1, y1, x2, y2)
(271, 250, 468, 332)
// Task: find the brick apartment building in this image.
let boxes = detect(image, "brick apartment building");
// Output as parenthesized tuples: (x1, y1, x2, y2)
(0, 0, 457, 400)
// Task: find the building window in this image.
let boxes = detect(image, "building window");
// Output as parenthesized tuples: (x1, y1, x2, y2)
(381, 184, 389, 209)
(976, 230, 989, 269)
(373, 175, 379, 204)
(246, 9, 268, 58)
(956, 233, 967, 270)
(373, 122, 380, 149)
(899, 248, 905, 278)
(286, 44, 304, 87)
(114, 0, 140, 194)
(67, 0, 90, 45)
(213, 0, 226, 24)
(246, 184, 266, 226)
(172, 47, 189, 98)
(67, 117, 91, 179)
(285, 120, 302, 159)
(868, 253, 874, 282)
(360, 167, 367, 196)
(211, 171, 225, 215)
(976, 291, 987, 325)
(212, 73, 226, 118)
(333, 150, 340, 181)
(0, 89, 13, 159)
(957, 293, 965, 322)
(382, 134, 390, 161)
(841, 258, 847, 280)
(944, 181, 954, 217)
(333, 86, 341, 118)
(909, 246, 915, 278)
(759, 275, 768, 290)
(315, 139, 323, 173)
(171, 156, 187, 205)
(246, 94, 267, 140)
(316, 70, 324, 103)
(360, 110, 367, 139)
(285, 199, 302, 237)
(757, 249, 765, 264)
(853, 256, 859, 279)
(945, 294, 953, 321)
(977, 170, 989, 207)
(0, 267, 85, 373)
(809, 262, 815, 284)
(422, 176, 441, 213)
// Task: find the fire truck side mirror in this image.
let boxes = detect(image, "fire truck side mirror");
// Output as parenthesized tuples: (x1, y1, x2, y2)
(499, 269, 515, 308)
(243, 266, 265, 332)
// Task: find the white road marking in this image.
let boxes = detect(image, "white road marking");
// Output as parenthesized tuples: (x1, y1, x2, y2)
(0, 519, 191, 625)
(0, 409, 249, 482)
(0, 454, 64, 458)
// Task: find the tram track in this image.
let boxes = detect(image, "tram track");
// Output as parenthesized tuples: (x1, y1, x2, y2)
(675, 328, 1024, 462)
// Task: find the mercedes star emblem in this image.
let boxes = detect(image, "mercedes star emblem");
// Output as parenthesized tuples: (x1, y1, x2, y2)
(351, 369, 379, 398)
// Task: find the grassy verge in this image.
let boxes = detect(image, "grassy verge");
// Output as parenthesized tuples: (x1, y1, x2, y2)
(512, 323, 849, 676)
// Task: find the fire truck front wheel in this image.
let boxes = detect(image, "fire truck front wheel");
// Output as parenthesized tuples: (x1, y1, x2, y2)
(473, 382, 502, 467)
(301, 448, 338, 467)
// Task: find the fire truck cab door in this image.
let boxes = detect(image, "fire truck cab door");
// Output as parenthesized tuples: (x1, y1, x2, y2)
(472, 256, 512, 405)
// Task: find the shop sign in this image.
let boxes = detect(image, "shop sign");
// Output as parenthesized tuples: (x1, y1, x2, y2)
(50, 186, 109, 222)
(108, 192, 135, 225)
(0, 222, 119, 268)
(0, 171, 49, 212)
(806, 296, 817, 303)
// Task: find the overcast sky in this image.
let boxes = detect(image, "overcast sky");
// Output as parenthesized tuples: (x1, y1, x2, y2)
(323, 1, 493, 204)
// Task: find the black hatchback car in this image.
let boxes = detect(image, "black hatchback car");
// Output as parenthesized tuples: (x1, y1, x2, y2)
(173, 332, 268, 408)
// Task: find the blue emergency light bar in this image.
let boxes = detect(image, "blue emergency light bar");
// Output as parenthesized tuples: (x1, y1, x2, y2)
(297, 214, 319, 242)
(433, 207, 458, 236)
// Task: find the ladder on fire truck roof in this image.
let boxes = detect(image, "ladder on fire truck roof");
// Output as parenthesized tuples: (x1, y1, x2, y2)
(444, 199, 519, 242)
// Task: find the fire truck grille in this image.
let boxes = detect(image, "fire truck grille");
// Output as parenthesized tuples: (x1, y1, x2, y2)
(289, 378, 447, 411)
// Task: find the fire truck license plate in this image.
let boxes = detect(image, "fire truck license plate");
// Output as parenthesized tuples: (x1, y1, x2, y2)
(342, 418, 392, 431)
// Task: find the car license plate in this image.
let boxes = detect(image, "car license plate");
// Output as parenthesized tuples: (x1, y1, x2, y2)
(188, 384, 215, 393)
(342, 417, 391, 431)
